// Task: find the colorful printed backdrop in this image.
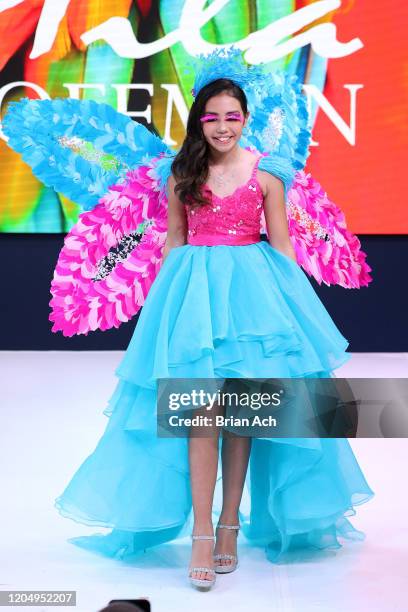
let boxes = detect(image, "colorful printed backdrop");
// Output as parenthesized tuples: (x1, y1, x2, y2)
(0, 0, 406, 233)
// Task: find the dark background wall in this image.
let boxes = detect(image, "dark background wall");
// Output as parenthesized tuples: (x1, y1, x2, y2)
(1, 233, 407, 351)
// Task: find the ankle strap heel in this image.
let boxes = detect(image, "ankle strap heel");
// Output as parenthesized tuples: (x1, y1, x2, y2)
(214, 524, 240, 574)
(189, 534, 216, 590)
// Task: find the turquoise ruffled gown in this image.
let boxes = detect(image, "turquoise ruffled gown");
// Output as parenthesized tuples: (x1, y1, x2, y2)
(55, 158, 374, 563)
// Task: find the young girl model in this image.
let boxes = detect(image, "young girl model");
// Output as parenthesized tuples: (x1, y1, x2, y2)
(168, 79, 301, 588)
(4, 50, 374, 592)
(55, 74, 373, 590)
(160, 76, 373, 589)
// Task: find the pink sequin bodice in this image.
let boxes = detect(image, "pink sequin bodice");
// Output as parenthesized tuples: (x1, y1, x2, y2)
(185, 155, 264, 246)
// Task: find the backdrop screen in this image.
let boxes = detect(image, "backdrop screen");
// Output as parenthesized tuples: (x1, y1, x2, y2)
(0, 0, 406, 233)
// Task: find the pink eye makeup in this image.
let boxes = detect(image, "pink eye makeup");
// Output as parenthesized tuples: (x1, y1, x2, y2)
(200, 112, 244, 123)
(200, 113, 218, 123)
(225, 111, 243, 122)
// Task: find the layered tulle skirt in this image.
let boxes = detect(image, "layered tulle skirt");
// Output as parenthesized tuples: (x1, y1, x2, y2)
(55, 241, 374, 562)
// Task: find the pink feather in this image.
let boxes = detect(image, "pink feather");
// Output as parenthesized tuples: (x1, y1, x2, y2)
(261, 170, 372, 289)
(49, 159, 168, 337)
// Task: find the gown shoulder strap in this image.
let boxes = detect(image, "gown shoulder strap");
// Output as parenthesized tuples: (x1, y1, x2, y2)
(250, 154, 262, 179)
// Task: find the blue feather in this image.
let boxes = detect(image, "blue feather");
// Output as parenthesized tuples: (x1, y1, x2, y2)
(3, 98, 171, 211)
(3, 54, 312, 212)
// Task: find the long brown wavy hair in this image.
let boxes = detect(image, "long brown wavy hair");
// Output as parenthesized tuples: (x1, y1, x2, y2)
(171, 78, 248, 207)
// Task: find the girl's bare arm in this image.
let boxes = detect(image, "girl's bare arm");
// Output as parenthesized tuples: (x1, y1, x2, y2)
(162, 174, 188, 262)
(260, 171, 297, 264)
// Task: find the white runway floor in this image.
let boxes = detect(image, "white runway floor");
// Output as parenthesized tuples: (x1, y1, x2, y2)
(1, 351, 408, 612)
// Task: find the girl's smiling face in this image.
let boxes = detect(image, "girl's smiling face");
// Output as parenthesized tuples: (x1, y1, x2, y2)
(200, 92, 249, 153)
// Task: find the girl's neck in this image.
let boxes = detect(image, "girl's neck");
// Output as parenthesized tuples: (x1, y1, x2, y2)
(208, 143, 242, 168)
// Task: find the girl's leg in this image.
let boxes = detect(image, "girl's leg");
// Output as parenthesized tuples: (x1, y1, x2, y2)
(214, 432, 252, 567)
(188, 403, 222, 581)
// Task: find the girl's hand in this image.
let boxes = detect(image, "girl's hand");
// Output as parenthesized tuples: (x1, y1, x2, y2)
(272, 242, 297, 264)
(162, 240, 185, 262)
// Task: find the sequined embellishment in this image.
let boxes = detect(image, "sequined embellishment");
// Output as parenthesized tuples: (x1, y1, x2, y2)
(261, 107, 285, 150)
(185, 162, 264, 245)
(57, 135, 128, 173)
(93, 220, 153, 281)
(287, 199, 331, 242)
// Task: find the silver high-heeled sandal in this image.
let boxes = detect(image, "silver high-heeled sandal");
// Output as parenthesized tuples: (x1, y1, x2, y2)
(189, 535, 216, 590)
(214, 523, 240, 574)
